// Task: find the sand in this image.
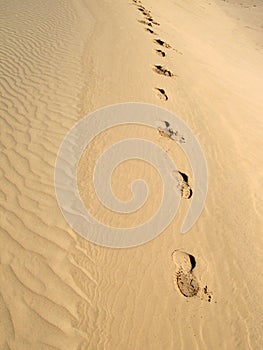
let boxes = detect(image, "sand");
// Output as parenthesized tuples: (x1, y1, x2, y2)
(0, 0, 262, 349)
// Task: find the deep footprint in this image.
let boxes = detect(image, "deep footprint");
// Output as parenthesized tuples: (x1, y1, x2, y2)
(172, 250, 199, 298)
(155, 49, 165, 57)
(154, 39, 171, 48)
(153, 65, 174, 77)
(155, 88, 168, 101)
(178, 171, 193, 199)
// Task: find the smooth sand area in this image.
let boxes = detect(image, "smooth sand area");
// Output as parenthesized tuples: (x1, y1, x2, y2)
(0, 0, 262, 349)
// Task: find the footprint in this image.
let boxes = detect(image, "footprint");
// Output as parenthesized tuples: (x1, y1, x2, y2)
(155, 49, 165, 57)
(171, 170, 193, 199)
(177, 171, 193, 199)
(172, 250, 199, 298)
(138, 19, 153, 27)
(153, 65, 174, 77)
(138, 7, 151, 16)
(154, 39, 171, 48)
(146, 28, 156, 34)
(137, 7, 146, 13)
(157, 121, 185, 143)
(155, 88, 168, 101)
(143, 10, 151, 16)
(146, 17, 160, 26)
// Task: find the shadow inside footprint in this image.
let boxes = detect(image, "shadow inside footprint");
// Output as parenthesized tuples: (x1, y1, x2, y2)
(155, 49, 165, 57)
(178, 171, 188, 183)
(155, 88, 168, 101)
(146, 28, 156, 34)
(189, 254, 196, 270)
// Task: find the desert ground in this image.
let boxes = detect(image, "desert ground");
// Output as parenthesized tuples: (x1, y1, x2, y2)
(0, 0, 262, 349)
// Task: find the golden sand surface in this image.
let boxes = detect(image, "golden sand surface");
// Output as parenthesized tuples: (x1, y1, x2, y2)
(0, 0, 262, 349)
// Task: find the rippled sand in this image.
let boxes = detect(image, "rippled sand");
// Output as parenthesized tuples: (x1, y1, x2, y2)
(1, 0, 262, 349)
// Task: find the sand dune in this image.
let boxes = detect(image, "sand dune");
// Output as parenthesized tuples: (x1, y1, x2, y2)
(1, 0, 262, 349)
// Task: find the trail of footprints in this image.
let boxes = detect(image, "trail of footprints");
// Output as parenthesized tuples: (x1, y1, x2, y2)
(132, 1, 214, 302)
(172, 250, 213, 302)
(133, 3, 191, 200)
(132, 0, 180, 101)
(132, 1, 213, 303)
(133, 2, 194, 201)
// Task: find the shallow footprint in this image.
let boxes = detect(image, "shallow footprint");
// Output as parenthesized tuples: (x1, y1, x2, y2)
(172, 250, 199, 298)
(157, 121, 185, 143)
